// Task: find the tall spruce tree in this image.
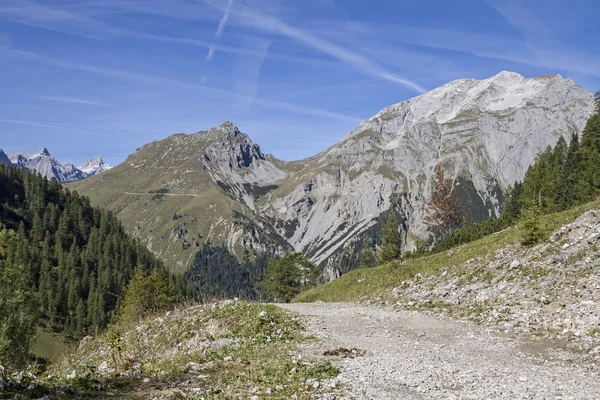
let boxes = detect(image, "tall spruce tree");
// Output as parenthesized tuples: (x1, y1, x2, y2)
(376, 214, 402, 265)
(0, 227, 39, 373)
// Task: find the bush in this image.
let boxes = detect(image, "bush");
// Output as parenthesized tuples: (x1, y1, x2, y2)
(259, 252, 319, 302)
(520, 206, 547, 246)
(119, 265, 175, 324)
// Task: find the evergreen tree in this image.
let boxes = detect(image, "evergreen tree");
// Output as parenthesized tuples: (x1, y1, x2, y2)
(259, 252, 319, 302)
(579, 107, 600, 199)
(0, 164, 187, 339)
(358, 236, 376, 268)
(376, 214, 402, 265)
(520, 206, 546, 246)
(0, 227, 39, 373)
(119, 265, 175, 324)
(558, 132, 582, 208)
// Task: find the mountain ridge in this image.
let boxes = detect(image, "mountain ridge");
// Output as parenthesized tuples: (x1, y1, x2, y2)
(72, 71, 596, 274)
(4, 148, 112, 182)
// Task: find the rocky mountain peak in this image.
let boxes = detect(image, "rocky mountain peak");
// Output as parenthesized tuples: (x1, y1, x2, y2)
(71, 71, 597, 274)
(0, 149, 11, 165)
(37, 147, 51, 157)
(5, 148, 111, 182)
(217, 121, 241, 137)
(78, 156, 113, 176)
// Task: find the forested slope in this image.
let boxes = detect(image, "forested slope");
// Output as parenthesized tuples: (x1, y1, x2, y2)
(0, 165, 189, 340)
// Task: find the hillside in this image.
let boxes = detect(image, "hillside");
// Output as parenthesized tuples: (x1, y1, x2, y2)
(1, 301, 345, 399)
(73, 72, 596, 277)
(297, 201, 600, 353)
(0, 164, 183, 340)
(72, 122, 290, 272)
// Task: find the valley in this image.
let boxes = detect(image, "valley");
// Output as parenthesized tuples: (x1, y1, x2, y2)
(3, 2, 600, 398)
(2, 70, 600, 399)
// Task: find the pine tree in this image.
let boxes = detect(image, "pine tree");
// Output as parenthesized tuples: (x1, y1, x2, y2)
(358, 236, 376, 267)
(580, 110, 600, 199)
(376, 214, 402, 265)
(259, 252, 319, 302)
(558, 133, 582, 208)
(0, 229, 39, 373)
(520, 205, 546, 246)
(119, 265, 175, 324)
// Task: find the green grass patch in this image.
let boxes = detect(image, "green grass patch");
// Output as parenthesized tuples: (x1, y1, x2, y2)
(31, 329, 75, 363)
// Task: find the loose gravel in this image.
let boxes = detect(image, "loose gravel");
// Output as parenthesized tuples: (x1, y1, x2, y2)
(281, 302, 600, 400)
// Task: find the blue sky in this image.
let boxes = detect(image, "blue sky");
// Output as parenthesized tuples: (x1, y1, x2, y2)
(1, 0, 599, 166)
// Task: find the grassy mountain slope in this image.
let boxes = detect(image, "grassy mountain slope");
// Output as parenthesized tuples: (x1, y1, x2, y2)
(72, 127, 288, 272)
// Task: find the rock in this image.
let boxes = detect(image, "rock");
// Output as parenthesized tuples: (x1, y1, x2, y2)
(520, 300, 538, 310)
(587, 232, 600, 244)
(223, 356, 233, 362)
(509, 260, 520, 270)
(78, 335, 93, 349)
(98, 361, 108, 372)
(210, 338, 236, 350)
(259, 311, 268, 318)
(187, 362, 203, 371)
(475, 292, 490, 304)
(563, 319, 574, 328)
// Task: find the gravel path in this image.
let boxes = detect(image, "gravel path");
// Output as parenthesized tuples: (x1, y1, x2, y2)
(280, 303, 600, 400)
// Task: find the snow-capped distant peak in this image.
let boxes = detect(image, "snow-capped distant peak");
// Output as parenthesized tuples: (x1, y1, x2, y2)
(4, 149, 111, 181)
(78, 156, 113, 176)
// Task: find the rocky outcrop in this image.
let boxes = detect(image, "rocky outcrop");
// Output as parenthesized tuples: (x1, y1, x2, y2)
(0, 149, 11, 165)
(391, 209, 600, 358)
(201, 122, 287, 211)
(78, 156, 113, 176)
(261, 72, 595, 266)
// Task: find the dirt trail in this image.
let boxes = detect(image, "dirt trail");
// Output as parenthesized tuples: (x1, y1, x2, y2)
(280, 303, 600, 400)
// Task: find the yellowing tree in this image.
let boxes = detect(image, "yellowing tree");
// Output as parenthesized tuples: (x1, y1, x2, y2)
(424, 165, 464, 237)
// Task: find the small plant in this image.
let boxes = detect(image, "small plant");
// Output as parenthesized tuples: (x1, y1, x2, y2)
(520, 206, 547, 246)
(107, 327, 125, 369)
(587, 327, 600, 336)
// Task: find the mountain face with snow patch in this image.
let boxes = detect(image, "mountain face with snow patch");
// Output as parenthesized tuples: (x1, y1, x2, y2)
(5, 148, 111, 182)
(263, 71, 594, 267)
(72, 71, 596, 275)
(78, 156, 113, 176)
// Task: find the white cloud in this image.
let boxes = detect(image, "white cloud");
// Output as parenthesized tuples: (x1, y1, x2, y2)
(37, 95, 107, 106)
(0, 0, 331, 67)
(214, 2, 426, 93)
(0, 119, 122, 139)
(205, 0, 233, 61)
